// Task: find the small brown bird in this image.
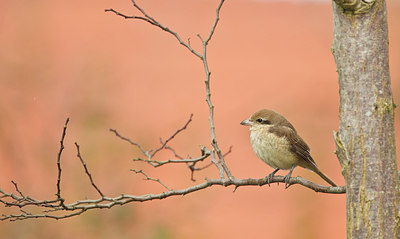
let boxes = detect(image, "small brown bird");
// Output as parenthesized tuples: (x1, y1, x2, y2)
(241, 109, 337, 187)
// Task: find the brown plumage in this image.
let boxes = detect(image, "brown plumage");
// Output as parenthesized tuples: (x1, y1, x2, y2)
(241, 109, 337, 187)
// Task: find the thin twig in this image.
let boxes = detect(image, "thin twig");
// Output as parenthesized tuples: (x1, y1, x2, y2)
(74, 143, 104, 198)
(131, 169, 172, 191)
(188, 162, 214, 181)
(104, 8, 158, 26)
(111, 114, 193, 160)
(105, 2, 202, 59)
(110, 128, 149, 156)
(56, 118, 69, 207)
(164, 145, 184, 159)
(11, 181, 24, 198)
(165, 145, 214, 181)
(130, 0, 203, 58)
(132, 153, 210, 167)
(150, 114, 193, 158)
(204, 0, 225, 44)
(197, 0, 233, 180)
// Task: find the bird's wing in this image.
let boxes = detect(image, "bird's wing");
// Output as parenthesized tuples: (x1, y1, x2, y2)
(269, 126, 317, 168)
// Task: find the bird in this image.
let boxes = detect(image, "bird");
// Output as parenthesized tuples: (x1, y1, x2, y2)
(240, 109, 337, 188)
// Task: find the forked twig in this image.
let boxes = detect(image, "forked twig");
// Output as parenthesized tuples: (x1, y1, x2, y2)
(150, 114, 193, 158)
(111, 114, 194, 161)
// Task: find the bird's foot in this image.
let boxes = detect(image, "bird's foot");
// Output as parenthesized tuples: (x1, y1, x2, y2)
(283, 165, 295, 189)
(266, 168, 280, 186)
(283, 175, 291, 189)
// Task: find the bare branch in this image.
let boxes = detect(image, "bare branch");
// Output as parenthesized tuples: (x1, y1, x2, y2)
(104, 8, 157, 26)
(110, 112, 216, 184)
(210, 151, 225, 179)
(111, 114, 194, 161)
(164, 145, 184, 159)
(131, 169, 172, 191)
(110, 128, 149, 156)
(1, 115, 344, 220)
(132, 153, 210, 167)
(74, 142, 104, 198)
(164, 145, 214, 181)
(107, 0, 231, 178)
(11, 181, 24, 198)
(196, 0, 233, 180)
(204, 0, 225, 44)
(56, 118, 69, 206)
(0, 175, 345, 221)
(188, 161, 214, 182)
(150, 114, 193, 158)
(105, 2, 202, 59)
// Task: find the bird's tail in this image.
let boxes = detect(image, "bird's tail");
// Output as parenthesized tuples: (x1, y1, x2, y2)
(314, 169, 337, 187)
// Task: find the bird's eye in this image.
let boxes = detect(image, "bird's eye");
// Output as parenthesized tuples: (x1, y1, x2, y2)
(256, 118, 271, 124)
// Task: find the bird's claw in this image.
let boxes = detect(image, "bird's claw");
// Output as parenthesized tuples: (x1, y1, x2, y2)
(283, 175, 291, 188)
(265, 168, 279, 187)
(266, 174, 273, 186)
(283, 165, 295, 189)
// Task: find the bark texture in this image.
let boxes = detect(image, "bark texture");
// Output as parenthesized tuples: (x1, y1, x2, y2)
(332, 0, 400, 238)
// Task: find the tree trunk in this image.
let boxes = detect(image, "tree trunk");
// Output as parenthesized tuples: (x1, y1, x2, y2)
(331, 0, 400, 238)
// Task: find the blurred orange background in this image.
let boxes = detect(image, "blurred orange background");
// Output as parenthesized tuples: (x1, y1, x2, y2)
(1, 0, 399, 238)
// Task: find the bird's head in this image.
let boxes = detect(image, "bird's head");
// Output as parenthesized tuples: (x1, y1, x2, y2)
(240, 109, 295, 131)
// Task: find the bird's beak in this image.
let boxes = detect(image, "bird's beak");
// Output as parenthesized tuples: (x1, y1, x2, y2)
(240, 118, 253, 126)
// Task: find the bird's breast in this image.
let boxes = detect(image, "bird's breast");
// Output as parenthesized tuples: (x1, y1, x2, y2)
(250, 127, 297, 170)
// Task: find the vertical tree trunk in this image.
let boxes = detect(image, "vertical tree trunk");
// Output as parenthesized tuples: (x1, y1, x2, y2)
(332, 0, 400, 238)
